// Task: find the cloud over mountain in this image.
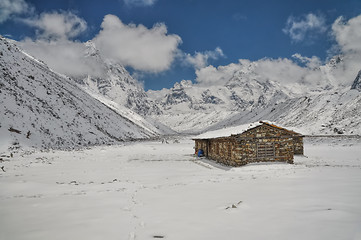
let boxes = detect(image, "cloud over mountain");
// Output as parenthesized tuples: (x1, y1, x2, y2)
(332, 15, 361, 54)
(183, 47, 225, 69)
(19, 12, 182, 76)
(93, 14, 182, 73)
(21, 11, 87, 40)
(195, 62, 240, 86)
(9, 1, 361, 91)
(194, 14, 361, 88)
(19, 39, 103, 78)
(17, 10, 99, 78)
(330, 14, 361, 86)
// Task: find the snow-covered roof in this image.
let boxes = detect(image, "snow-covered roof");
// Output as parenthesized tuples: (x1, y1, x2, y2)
(193, 121, 302, 140)
(193, 121, 263, 139)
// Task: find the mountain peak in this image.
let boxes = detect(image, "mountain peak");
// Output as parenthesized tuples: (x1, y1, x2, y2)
(173, 80, 192, 89)
(327, 55, 343, 69)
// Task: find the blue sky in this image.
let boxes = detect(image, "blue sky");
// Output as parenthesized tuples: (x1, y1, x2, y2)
(1, 0, 361, 90)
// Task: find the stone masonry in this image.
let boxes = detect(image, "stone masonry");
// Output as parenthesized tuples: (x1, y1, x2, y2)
(194, 122, 304, 167)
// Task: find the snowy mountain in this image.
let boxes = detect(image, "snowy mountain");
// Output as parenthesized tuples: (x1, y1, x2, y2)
(1, 35, 359, 147)
(73, 41, 161, 116)
(203, 86, 361, 135)
(148, 58, 361, 135)
(147, 69, 297, 132)
(0, 36, 159, 151)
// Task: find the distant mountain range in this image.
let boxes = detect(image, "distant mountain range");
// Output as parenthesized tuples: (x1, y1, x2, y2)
(147, 56, 361, 135)
(1, 36, 360, 150)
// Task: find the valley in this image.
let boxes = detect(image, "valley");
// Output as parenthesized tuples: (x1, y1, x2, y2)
(1, 138, 360, 240)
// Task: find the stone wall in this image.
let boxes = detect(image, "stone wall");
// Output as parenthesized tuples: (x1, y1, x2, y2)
(293, 136, 304, 155)
(207, 138, 238, 166)
(194, 123, 303, 167)
(238, 138, 294, 165)
(195, 139, 208, 155)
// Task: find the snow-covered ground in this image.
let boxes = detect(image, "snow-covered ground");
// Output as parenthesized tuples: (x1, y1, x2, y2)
(1, 138, 361, 240)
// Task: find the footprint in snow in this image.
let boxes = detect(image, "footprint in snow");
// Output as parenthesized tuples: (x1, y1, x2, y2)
(225, 200, 243, 210)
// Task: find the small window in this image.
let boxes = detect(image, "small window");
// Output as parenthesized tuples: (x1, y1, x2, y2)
(256, 142, 275, 158)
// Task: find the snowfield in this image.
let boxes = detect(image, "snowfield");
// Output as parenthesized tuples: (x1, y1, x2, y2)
(1, 138, 361, 240)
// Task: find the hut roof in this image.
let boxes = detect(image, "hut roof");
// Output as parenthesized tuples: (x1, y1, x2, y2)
(193, 121, 302, 140)
(258, 121, 302, 136)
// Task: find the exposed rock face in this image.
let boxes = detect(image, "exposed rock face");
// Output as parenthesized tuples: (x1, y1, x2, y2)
(163, 85, 192, 106)
(351, 70, 361, 91)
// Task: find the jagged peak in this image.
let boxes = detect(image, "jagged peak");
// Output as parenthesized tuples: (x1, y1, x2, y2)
(173, 80, 193, 89)
(327, 55, 343, 68)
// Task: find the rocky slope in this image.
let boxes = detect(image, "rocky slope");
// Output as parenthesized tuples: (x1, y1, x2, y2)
(0, 36, 158, 151)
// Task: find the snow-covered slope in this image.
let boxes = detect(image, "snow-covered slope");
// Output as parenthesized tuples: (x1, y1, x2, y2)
(2, 35, 359, 140)
(205, 88, 361, 135)
(0, 36, 158, 151)
(80, 87, 175, 136)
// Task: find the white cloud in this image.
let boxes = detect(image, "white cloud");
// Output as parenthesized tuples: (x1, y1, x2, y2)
(331, 15, 361, 85)
(13, 2, 360, 91)
(19, 12, 182, 77)
(332, 15, 361, 54)
(292, 53, 322, 69)
(253, 57, 325, 87)
(283, 13, 327, 43)
(19, 39, 104, 78)
(195, 14, 361, 89)
(255, 58, 304, 81)
(15, 10, 94, 78)
(21, 11, 87, 40)
(195, 57, 328, 89)
(0, 0, 33, 23)
(195, 62, 241, 86)
(183, 47, 225, 69)
(93, 14, 182, 73)
(123, 0, 157, 7)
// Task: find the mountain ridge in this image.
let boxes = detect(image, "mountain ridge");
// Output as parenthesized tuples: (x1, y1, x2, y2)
(147, 57, 361, 134)
(1, 35, 360, 152)
(0, 36, 158, 151)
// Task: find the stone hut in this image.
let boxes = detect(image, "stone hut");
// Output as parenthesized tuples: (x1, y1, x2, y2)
(193, 121, 304, 167)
